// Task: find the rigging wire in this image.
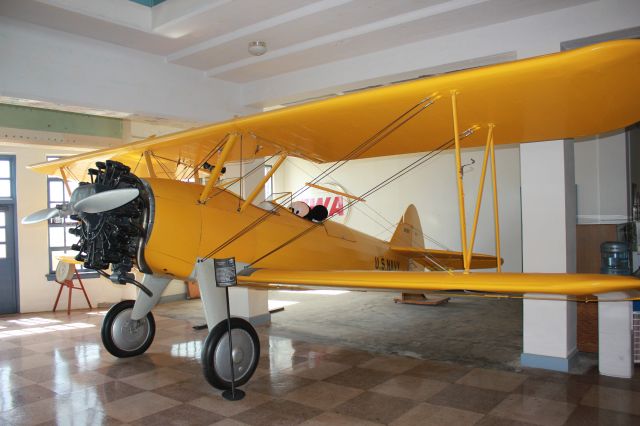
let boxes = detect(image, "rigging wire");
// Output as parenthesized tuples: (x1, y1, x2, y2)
(201, 96, 439, 260)
(246, 128, 476, 267)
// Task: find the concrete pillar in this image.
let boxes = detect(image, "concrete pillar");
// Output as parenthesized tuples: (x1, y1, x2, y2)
(597, 292, 634, 378)
(520, 140, 578, 371)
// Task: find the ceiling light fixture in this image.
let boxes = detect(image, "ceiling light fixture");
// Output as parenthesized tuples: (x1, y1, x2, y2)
(248, 41, 267, 56)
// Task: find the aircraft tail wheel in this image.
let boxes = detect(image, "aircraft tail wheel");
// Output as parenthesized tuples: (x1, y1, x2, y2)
(201, 317, 260, 390)
(101, 300, 156, 358)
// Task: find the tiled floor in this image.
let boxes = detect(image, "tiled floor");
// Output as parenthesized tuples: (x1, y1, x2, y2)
(1, 304, 640, 425)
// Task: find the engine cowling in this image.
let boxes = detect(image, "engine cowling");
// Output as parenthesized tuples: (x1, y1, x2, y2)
(70, 160, 153, 283)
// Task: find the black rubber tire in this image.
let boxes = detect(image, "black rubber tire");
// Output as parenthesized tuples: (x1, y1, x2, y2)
(201, 317, 260, 390)
(101, 300, 155, 358)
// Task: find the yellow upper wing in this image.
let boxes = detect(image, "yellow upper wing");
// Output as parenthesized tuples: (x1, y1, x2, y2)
(31, 40, 640, 180)
(237, 270, 640, 296)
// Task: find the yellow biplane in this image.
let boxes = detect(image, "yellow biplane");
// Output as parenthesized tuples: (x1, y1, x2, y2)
(22, 40, 640, 390)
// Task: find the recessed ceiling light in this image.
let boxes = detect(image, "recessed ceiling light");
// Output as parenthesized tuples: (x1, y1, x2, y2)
(248, 41, 267, 56)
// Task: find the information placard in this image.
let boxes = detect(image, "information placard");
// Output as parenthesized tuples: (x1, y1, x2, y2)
(214, 257, 238, 287)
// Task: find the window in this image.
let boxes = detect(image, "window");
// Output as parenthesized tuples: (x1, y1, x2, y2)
(0, 210, 6, 259)
(46, 157, 82, 274)
(0, 160, 11, 198)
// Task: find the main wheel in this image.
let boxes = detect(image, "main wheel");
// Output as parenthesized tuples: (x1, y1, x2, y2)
(101, 300, 155, 358)
(201, 318, 260, 390)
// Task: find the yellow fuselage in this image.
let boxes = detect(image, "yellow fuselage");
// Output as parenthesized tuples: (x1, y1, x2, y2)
(142, 179, 404, 279)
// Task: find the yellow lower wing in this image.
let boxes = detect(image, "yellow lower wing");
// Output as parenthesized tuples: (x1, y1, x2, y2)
(237, 270, 640, 296)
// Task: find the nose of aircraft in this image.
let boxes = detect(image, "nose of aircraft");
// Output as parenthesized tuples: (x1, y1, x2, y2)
(21, 186, 140, 224)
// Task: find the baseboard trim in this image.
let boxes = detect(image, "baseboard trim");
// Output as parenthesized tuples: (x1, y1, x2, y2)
(520, 350, 578, 372)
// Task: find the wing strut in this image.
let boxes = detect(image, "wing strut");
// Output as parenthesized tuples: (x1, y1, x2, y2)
(450, 92, 469, 271)
(59, 167, 72, 195)
(450, 91, 502, 273)
(198, 133, 238, 204)
(239, 152, 288, 212)
(143, 151, 157, 178)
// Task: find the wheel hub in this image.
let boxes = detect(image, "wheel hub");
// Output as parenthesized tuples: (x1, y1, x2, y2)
(111, 309, 150, 352)
(213, 329, 256, 382)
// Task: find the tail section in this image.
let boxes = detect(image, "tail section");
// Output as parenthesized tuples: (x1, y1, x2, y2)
(390, 205, 425, 249)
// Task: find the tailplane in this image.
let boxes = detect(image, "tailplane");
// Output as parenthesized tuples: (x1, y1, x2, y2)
(390, 204, 425, 249)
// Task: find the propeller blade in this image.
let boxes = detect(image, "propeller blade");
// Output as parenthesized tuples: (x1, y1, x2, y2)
(21, 207, 61, 224)
(74, 188, 139, 214)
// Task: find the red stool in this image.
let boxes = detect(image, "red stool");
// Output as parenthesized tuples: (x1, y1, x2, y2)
(53, 258, 92, 315)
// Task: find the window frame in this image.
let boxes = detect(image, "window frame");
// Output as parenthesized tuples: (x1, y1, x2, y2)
(45, 156, 97, 280)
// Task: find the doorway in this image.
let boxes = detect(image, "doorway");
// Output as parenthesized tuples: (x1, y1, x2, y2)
(0, 156, 18, 314)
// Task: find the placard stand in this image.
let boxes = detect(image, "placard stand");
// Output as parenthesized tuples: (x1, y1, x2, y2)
(214, 257, 246, 401)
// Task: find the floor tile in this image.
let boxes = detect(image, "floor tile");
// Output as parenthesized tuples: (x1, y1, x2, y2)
(80, 380, 145, 404)
(33, 408, 123, 426)
(189, 391, 272, 417)
(358, 355, 422, 374)
(371, 374, 450, 401)
(324, 367, 395, 390)
(0, 384, 56, 412)
(390, 402, 484, 426)
(283, 380, 363, 410)
(0, 347, 37, 362)
(515, 377, 591, 404)
(475, 415, 539, 426)
(16, 363, 79, 383)
(456, 368, 528, 392)
(580, 385, 640, 415)
(0, 373, 36, 391)
(128, 403, 223, 426)
(246, 372, 315, 397)
(98, 360, 157, 380)
(300, 411, 383, 426)
(210, 420, 251, 426)
(428, 383, 508, 413)
(153, 377, 217, 402)
(333, 391, 417, 424)
(120, 367, 193, 390)
(232, 399, 322, 426)
(489, 394, 576, 426)
(3, 354, 56, 373)
(322, 349, 374, 366)
(282, 359, 351, 380)
(103, 391, 181, 423)
(41, 370, 113, 395)
(563, 405, 640, 426)
(0, 398, 63, 425)
(405, 359, 472, 383)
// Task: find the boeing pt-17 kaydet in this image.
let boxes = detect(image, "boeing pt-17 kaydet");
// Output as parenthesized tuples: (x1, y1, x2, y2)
(22, 40, 640, 390)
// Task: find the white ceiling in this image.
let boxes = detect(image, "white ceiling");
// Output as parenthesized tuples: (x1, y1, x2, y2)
(1, 0, 594, 83)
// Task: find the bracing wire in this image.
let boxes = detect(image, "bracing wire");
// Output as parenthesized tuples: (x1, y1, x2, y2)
(201, 96, 439, 260)
(246, 128, 476, 267)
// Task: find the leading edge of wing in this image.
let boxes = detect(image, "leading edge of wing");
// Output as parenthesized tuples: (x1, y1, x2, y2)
(237, 269, 640, 296)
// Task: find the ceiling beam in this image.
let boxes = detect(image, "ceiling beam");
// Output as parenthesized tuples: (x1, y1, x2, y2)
(205, 0, 491, 78)
(166, 0, 353, 63)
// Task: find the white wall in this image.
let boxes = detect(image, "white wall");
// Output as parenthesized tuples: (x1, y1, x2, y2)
(275, 144, 522, 272)
(575, 131, 629, 224)
(0, 17, 248, 123)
